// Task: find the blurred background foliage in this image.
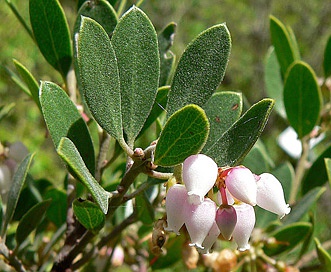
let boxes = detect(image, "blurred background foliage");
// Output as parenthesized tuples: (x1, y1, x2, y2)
(1, 0, 331, 179)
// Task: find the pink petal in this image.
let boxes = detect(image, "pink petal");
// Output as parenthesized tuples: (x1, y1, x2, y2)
(183, 154, 218, 205)
(198, 221, 220, 254)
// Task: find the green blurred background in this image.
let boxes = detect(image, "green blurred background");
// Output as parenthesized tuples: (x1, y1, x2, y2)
(1, 0, 331, 180)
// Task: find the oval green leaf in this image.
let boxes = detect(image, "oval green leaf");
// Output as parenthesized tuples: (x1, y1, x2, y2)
(202, 91, 242, 152)
(73, 199, 105, 233)
(204, 99, 274, 166)
(167, 23, 231, 117)
(29, 0, 72, 78)
(264, 222, 312, 256)
(302, 145, 331, 194)
(1, 154, 34, 238)
(264, 47, 285, 118)
(154, 104, 210, 167)
(324, 35, 331, 78)
(13, 59, 40, 110)
(111, 6, 160, 145)
(77, 16, 123, 144)
(269, 15, 299, 77)
(40, 81, 95, 175)
(57, 137, 110, 214)
(158, 22, 176, 87)
(15, 199, 51, 246)
(315, 238, 331, 271)
(284, 61, 322, 138)
(283, 187, 325, 225)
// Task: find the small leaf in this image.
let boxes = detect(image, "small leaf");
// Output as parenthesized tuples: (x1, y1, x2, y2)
(302, 145, 331, 194)
(315, 237, 331, 271)
(73, 199, 105, 233)
(167, 23, 231, 117)
(205, 99, 274, 166)
(283, 187, 325, 225)
(75, 0, 117, 37)
(40, 81, 95, 175)
(13, 59, 40, 110)
(269, 15, 299, 76)
(284, 61, 322, 138)
(0, 103, 15, 123)
(77, 16, 123, 144)
(154, 104, 210, 167)
(325, 158, 331, 190)
(158, 22, 176, 87)
(202, 91, 242, 152)
(44, 188, 66, 228)
(29, 0, 72, 78)
(57, 137, 110, 214)
(3, 66, 30, 96)
(1, 154, 34, 238)
(264, 47, 285, 118)
(323, 35, 331, 78)
(15, 199, 51, 246)
(264, 222, 312, 256)
(112, 6, 160, 145)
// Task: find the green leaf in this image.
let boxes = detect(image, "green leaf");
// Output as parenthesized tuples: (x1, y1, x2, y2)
(264, 222, 312, 256)
(111, 6, 160, 145)
(167, 23, 231, 117)
(302, 145, 331, 194)
(29, 0, 72, 78)
(1, 154, 34, 238)
(284, 61, 322, 138)
(13, 59, 40, 110)
(323, 35, 331, 78)
(283, 187, 325, 225)
(325, 158, 331, 190)
(77, 16, 123, 144)
(138, 86, 169, 138)
(15, 200, 51, 246)
(40, 81, 95, 175)
(205, 99, 274, 166)
(264, 47, 285, 118)
(44, 188, 66, 228)
(158, 22, 176, 87)
(73, 199, 105, 233)
(0, 103, 15, 123)
(154, 104, 210, 167)
(3, 66, 30, 96)
(136, 192, 154, 225)
(75, 0, 118, 36)
(202, 91, 242, 152)
(269, 15, 299, 77)
(315, 237, 331, 271)
(57, 137, 110, 214)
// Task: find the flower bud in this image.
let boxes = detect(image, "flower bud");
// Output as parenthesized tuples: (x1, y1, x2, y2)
(256, 173, 291, 219)
(215, 205, 237, 240)
(198, 221, 220, 254)
(183, 197, 217, 249)
(232, 203, 255, 251)
(165, 184, 187, 234)
(0, 164, 11, 202)
(225, 167, 257, 206)
(183, 154, 218, 205)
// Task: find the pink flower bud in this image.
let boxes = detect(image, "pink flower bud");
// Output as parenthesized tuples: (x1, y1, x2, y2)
(225, 167, 257, 206)
(183, 154, 218, 205)
(232, 203, 255, 251)
(198, 221, 220, 254)
(183, 197, 217, 249)
(215, 205, 237, 240)
(165, 184, 187, 234)
(256, 173, 291, 219)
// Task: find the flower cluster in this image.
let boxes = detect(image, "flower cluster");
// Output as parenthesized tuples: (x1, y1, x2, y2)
(165, 154, 291, 253)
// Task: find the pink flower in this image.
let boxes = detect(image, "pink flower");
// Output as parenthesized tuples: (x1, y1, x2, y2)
(215, 205, 237, 240)
(256, 173, 291, 219)
(198, 221, 220, 254)
(183, 154, 218, 205)
(232, 203, 255, 251)
(225, 167, 257, 206)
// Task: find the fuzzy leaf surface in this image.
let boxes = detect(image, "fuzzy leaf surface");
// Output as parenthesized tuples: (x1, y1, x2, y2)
(167, 23, 231, 116)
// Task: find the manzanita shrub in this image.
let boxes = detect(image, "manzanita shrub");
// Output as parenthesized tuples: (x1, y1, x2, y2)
(1, 0, 331, 271)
